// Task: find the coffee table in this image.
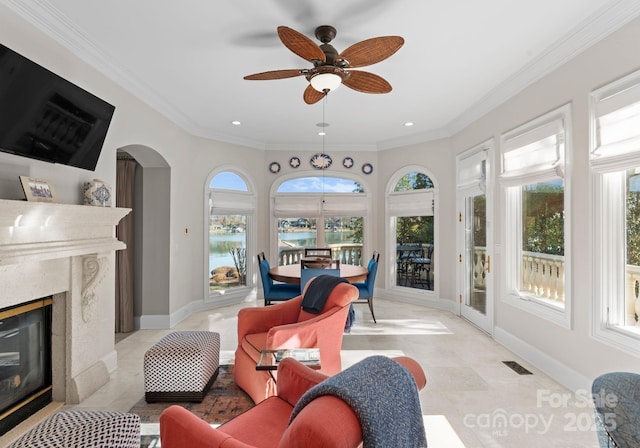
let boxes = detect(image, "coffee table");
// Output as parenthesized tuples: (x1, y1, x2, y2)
(256, 348, 321, 371)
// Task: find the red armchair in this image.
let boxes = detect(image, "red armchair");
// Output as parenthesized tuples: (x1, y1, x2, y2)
(159, 356, 427, 448)
(234, 280, 358, 403)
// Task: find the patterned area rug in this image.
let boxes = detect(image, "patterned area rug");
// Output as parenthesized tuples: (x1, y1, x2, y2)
(128, 364, 254, 447)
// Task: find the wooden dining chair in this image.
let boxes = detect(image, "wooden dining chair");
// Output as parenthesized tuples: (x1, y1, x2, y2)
(301, 258, 339, 269)
(304, 248, 332, 258)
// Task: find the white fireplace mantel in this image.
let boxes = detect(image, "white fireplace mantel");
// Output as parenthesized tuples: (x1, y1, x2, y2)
(0, 199, 130, 265)
(0, 199, 131, 405)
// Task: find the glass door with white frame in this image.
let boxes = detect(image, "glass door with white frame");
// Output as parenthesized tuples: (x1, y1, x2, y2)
(460, 192, 490, 327)
(457, 148, 492, 333)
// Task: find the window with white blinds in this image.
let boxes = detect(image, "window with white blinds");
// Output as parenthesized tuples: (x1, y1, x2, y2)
(591, 69, 640, 172)
(591, 70, 640, 356)
(498, 104, 572, 327)
(457, 148, 488, 190)
(499, 105, 570, 187)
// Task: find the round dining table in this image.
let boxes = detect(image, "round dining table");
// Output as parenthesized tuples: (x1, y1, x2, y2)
(269, 264, 368, 285)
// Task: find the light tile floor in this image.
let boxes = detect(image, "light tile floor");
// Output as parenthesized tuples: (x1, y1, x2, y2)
(7, 298, 602, 447)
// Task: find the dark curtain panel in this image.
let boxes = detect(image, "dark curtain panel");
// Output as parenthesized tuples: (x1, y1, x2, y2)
(115, 158, 136, 333)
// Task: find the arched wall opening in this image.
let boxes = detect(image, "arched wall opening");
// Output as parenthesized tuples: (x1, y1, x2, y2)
(116, 144, 171, 330)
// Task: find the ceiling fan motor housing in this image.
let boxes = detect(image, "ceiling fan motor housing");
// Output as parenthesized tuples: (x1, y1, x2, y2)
(314, 25, 337, 43)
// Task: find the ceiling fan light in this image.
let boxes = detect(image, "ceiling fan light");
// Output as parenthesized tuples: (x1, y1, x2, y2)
(310, 73, 342, 92)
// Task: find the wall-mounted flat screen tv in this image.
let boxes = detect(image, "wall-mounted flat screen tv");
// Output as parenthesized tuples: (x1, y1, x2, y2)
(0, 43, 115, 171)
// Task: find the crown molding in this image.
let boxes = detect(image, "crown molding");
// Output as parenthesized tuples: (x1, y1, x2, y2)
(445, 0, 640, 137)
(377, 127, 451, 150)
(4, 0, 640, 151)
(0, 0, 206, 138)
(264, 142, 377, 152)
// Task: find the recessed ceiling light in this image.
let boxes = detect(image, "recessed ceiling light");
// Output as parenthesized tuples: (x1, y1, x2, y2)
(231, 120, 241, 126)
(404, 122, 414, 127)
(318, 131, 326, 136)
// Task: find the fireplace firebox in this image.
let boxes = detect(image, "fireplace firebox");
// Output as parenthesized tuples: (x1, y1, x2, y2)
(0, 298, 52, 436)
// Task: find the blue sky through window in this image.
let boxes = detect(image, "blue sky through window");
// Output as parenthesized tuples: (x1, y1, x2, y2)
(278, 177, 362, 193)
(210, 172, 248, 191)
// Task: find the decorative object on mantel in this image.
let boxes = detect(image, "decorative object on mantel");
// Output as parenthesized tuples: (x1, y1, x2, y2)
(342, 157, 354, 168)
(310, 153, 332, 169)
(83, 179, 112, 206)
(362, 163, 373, 175)
(19, 176, 57, 202)
(289, 157, 300, 168)
(269, 162, 281, 174)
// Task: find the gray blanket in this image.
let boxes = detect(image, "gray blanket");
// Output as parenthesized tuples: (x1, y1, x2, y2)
(290, 355, 427, 448)
(301, 274, 347, 314)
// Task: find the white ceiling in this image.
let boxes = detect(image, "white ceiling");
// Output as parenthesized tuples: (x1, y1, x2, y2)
(5, 0, 640, 151)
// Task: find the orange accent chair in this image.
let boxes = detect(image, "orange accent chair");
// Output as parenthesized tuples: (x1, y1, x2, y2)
(234, 280, 358, 403)
(159, 356, 427, 448)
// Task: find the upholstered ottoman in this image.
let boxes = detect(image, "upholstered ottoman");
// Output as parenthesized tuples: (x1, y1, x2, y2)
(7, 410, 140, 448)
(144, 330, 220, 403)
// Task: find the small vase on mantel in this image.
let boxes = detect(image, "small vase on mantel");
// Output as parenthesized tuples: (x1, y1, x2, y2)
(83, 179, 112, 207)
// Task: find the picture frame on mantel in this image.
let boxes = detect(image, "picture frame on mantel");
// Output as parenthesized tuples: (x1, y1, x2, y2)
(19, 176, 57, 202)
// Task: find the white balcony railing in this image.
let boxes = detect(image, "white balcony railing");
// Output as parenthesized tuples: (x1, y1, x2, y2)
(471, 248, 640, 313)
(520, 251, 565, 303)
(626, 264, 640, 325)
(278, 244, 363, 266)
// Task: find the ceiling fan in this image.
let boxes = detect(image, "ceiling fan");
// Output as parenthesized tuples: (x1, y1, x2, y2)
(243, 25, 404, 104)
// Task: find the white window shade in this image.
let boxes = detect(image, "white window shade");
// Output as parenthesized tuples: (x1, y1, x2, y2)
(210, 191, 255, 211)
(457, 150, 487, 188)
(388, 190, 434, 216)
(274, 196, 321, 217)
(591, 75, 640, 172)
(500, 109, 567, 186)
(321, 195, 367, 214)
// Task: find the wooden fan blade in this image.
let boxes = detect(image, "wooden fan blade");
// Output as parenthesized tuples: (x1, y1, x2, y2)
(278, 26, 326, 63)
(342, 70, 392, 94)
(244, 69, 304, 80)
(303, 84, 326, 104)
(338, 36, 404, 68)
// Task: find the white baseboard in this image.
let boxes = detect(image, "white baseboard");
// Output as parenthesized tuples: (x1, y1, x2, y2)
(494, 326, 592, 393)
(136, 289, 254, 329)
(136, 314, 170, 330)
(102, 350, 118, 374)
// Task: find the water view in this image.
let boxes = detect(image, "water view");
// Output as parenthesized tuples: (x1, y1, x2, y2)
(209, 231, 358, 268)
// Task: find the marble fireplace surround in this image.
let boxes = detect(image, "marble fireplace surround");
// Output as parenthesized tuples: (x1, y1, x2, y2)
(0, 199, 130, 404)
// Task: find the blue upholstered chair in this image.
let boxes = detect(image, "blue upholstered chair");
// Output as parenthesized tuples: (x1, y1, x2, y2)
(353, 251, 379, 323)
(299, 267, 355, 332)
(592, 371, 640, 447)
(257, 252, 300, 306)
(300, 268, 340, 293)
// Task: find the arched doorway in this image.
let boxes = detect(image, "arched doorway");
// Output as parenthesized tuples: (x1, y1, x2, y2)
(116, 145, 170, 331)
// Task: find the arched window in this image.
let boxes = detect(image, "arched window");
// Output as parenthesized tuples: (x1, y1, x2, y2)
(272, 174, 369, 266)
(207, 170, 255, 300)
(387, 168, 437, 293)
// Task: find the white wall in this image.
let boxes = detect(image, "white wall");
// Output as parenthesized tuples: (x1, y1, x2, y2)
(451, 16, 640, 387)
